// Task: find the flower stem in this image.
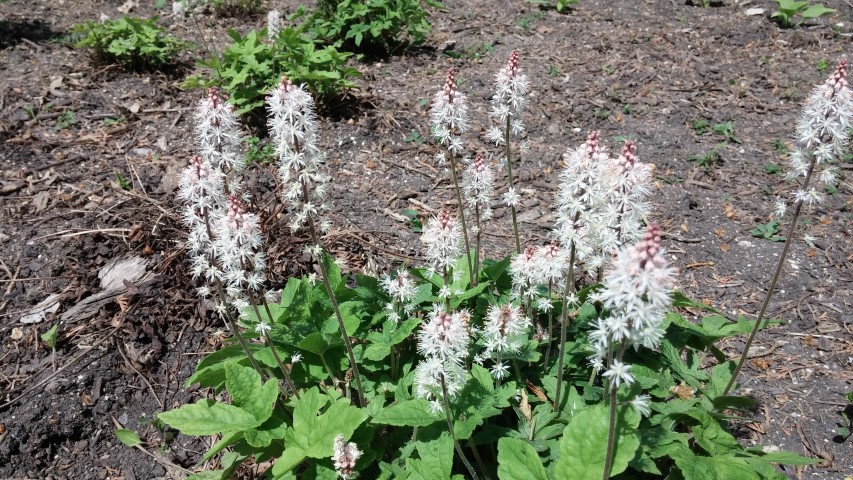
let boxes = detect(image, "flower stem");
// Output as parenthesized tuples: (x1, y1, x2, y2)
(543, 280, 554, 370)
(302, 184, 366, 407)
(249, 300, 300, 399)
(601, 379, 619, 480)
(474, 203, 482, 284)
(449, 152, 475, 287)
(504, 117, 521, 254)
(554, 243, 576, 411)
(441, 374, 480, 480)
(723, 154, 817, 396)
(602, 342, 626, 480)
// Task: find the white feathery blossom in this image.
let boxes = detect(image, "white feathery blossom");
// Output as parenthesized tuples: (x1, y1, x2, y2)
(381, 269, 417, 304)
(331, 434, 362, 479)
(462, 152, 495, 220)
(554, 131, 612, 274)
(431, 68, 470, 155)
(789, 59, 853, 205)
(421, 209, 463, 272)
(194, 88, 245, 179)
(509, 246, 538, 296)
(267, 77, 331, 235)
(488, 50, 530, 146)
(604, 141, 652, 249)
(480, 303, 531, 370)
(414, 308, 471, 412)
(267, 10, 281, 40)
(591, 224, 676, 387)
(178, 155, 226, 285)
(213, 195, 267, 310)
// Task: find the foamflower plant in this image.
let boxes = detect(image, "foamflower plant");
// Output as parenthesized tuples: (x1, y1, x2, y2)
(154, 55, 832, 480)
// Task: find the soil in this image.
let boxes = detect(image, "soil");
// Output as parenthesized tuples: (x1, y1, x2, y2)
(1, 0, 852, 479)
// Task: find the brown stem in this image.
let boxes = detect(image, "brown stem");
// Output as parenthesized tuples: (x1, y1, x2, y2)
(722, 154, 818, 396)
(449, 152, 475, 287)
(504, 117, 521, 254)
(302, 183, 366, 407)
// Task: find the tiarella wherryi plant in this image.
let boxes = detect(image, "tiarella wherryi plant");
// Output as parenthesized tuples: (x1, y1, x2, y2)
(152, 55, 837, 480)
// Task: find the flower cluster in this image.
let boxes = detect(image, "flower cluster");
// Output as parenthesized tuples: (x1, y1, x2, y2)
(478, 303, 531, 379)
(554, 131, 612, 273)
(267, 10, 282, 40)
(414, 308, 471, 413)
(589, 224, 676, 387)
(267, 77, 331, 236)
(421, 209, 463, 273)
(331, 434, 362, 479)
(431, 68, 470, 157)
(462, 152, 495, 226)
(214, 195, 267, 312)
(179, 155, 224, 290)
(555, 132, 653, 276)
(787, 59, 852, 206)
(487, 50, 530, 146)
(604, 141, 651, 247)
(509, 244, 569, 303)
(380, 269, 418, 322)
(194, 87, 245, 185)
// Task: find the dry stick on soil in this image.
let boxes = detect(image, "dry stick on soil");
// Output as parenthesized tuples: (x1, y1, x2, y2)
(0, 325, 119, 410)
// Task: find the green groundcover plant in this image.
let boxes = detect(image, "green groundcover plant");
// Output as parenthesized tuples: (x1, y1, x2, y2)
(309, 0, 441, 52)
(138, 54, 852, 479)
(71, 16, 190, 71)
(182, 24, 360, 117)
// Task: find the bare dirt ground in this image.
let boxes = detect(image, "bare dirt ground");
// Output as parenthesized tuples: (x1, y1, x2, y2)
(1, 0, 852, 478)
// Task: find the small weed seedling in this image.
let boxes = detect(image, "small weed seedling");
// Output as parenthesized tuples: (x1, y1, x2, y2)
(115, 171, 133, 190)
(713, 120, 742, 144)
(771, 139, 789, 153)
(691, 117, 710, 135)
(765, 162, 782, 175)
(245, 136, 276, 164)
(401, 208, 423, 232)
(750, 220, 785, 242)
(688, 148, 723, 170)
(817, 59, 830, 72)
(40, 324, 59, 370)
(833, 391, 853, 443)
(55, 110, 77, 130)
(771, 0, 835, 28)
(403, 130, 426, 144)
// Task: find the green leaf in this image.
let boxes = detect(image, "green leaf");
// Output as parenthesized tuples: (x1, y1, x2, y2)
(40, 324, 59, 349)
(114, 428, 142, 447)
(158, 400, 259, 435)
(407, 432, 454, 480)
(273, 387, 367, 476)
(555, 405, 640, 480)
(201, 430, 243, 462)
(497, 437, 549, 480)
(453, 365, 516, 439)
(747, 449, 823, 466)
(670, 447, 760, 480)
(800, 4, 835, 18)
(678, 409, 741, 456)
(372, 399, 440, 427)
(224, 363, 278, 423)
